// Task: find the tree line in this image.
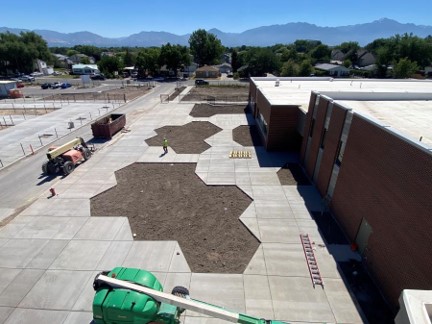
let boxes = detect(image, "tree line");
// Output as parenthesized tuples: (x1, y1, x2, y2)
(1, 30, 432, 79)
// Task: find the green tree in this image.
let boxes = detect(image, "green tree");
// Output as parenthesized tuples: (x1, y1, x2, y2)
(393, 58, 418, 78)
(294, 40, 322, 53)
(0, 31, 52, 74)
(98, 55, 123, 78)
(280, 60, 298, 76)
(135, 48, 161, 76)
(159, 43, 190, 73)
(231, 49, 240, 72)
(246, 47, 281, 76)
(73, 45, 102, 61)
(310, 44, 331, 63)
(123, 48, 135, 67)
(298, 59, 313, 76)
(189, 29, 224, 66)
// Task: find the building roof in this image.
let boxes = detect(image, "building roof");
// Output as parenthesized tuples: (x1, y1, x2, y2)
(196, 65, 219, 72)
(0, 80, 16, 84)
(250, 77, 432, 148)
(72, 64, 98, 69)
(315, 63, 349, 71)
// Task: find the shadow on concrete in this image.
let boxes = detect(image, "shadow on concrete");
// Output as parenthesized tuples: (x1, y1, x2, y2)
(36, 174, 57, 186)
(311, 211, 394, 324)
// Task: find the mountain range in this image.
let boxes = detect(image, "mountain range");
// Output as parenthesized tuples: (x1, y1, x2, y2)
(1, 18, 432, 47)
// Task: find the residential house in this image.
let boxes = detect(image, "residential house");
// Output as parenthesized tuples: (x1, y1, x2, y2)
(315, 63, 350, 77)
(356, 49, 376, 68)
(195, 65, 220, 79)
(217, 63, 232, 74)
(34, 59, 53, 75)
(53, 54, 73, 68)
(70, 54, 95, 64)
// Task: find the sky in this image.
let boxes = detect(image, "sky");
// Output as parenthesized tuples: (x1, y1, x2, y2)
(2, 0, 432, 37)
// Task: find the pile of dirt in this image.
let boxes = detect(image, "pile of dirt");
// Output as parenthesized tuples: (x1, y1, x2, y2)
(91, 163, 260, 273)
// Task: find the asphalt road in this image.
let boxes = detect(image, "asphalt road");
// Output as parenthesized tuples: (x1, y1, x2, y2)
(0, 82, 176, 216)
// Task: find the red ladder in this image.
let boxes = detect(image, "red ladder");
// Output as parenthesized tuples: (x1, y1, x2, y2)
(300, 233, 324, 288)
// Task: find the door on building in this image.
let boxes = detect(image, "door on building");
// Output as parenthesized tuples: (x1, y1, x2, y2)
(355, 218, 373, 255)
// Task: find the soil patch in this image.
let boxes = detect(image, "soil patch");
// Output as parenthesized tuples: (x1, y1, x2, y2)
(233, 125, 263, 147)
(182, 85, 249, 102)
(168, 86, 186, 101)
(91, 163, 260, 273)
(277, 163, 311, 185)
(0, 108, 57, 116)
(189, 103, 250, 118)
(43, 86, 150, 102)
(145, 121, 222, 154)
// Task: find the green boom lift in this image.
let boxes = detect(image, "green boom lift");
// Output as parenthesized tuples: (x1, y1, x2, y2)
(92, 267, 289, 324)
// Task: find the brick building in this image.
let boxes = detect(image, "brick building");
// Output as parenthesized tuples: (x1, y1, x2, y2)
(249, 77, 432, 311)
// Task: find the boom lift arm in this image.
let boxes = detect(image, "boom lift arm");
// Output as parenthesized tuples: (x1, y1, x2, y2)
(92, 268, 289, 324)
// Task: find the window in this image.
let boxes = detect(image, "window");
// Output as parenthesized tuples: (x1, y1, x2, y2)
(335, 141, 344, 166)
(309, 118, 315, 137)
(257, 113, 268, 136)
(320, 129, 327, 149)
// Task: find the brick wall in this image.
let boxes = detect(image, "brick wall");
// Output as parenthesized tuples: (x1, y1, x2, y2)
(315, 103, 347, 196)
(304, 99, 328, 176)
(267, 105, 302, 151)
(331, 114, 432, 307)
(300, 93, 317, 161)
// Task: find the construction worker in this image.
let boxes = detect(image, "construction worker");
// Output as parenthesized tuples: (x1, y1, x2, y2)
(163, 137, 168, 154)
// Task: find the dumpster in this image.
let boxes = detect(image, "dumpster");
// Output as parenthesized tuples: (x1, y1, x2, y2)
(91, 113, 126, 139)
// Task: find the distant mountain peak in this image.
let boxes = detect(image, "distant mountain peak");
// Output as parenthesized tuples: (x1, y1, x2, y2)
(1, 18, 431, 47)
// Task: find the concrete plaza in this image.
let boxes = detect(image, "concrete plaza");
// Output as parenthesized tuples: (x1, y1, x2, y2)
(0, 87, 363, 323)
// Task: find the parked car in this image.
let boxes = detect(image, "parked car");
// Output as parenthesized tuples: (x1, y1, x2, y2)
(61, 82, 72, 89)
(16, 82, 25, 88)
(41, 83, 52, 89)
(90, 74, 105, 80)
(30, 72, 43, 77)
(195, 79, 209, 85)
(19, 75, 35, 82)
(52, 82, 62, 89)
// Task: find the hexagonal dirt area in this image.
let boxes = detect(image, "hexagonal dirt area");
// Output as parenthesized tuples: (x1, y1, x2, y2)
(145, 121, 222, 154)
(277, 163, 311, 185)
(233, 125, 263, 147)
(90, 163, 260, 273)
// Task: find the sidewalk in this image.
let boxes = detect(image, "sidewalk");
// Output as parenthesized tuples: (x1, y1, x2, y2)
(0, 98, 363, 323)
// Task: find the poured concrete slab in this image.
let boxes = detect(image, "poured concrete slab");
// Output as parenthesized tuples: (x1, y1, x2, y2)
(19, 198, 90, 217)
(269, 276, 335, 323)
(74, 217, 126, 240)
(262, 243, 310, 277)
(26, 239, 69, 269)
(324, 278, 364, 323)
(0, 239, 49, 268)
(96, 241, 133, 270)
(0, 269, 44, 307)
(188, 273, 245, 316)
(122, 241, 177, 272)
(4, 308, 69, 324)
(244, 274, 275, 319)
(49, 240, 110, 270)
(0, 307, 14, 323)
(19, 270, 93, 310)
(63, 311, 93, 324)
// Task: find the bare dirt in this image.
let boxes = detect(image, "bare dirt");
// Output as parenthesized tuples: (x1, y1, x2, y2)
(91, 163, 259, 273)
(43, 85, 151, 102)
(277, 163, 311, 185)
(182, 85, 249, 102)
(145, 121, 222, 154)
(90, 103, 273, 273)
(189, 103, 250, 118)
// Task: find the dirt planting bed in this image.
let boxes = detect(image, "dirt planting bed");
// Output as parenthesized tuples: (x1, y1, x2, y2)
(189, 103, 250, 117)
(43, 86, 151, 102)
(182, 85, 249, 102)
